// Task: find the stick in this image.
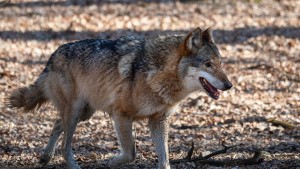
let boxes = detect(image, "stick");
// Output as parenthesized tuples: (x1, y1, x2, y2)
(0, 0, 10, 8)
(267, 118, 295, 129)
(243, 64, 273, 70)
(199, 142, 240, 160)
(170, 142, 263, 166)
(186, 141, 194, 160)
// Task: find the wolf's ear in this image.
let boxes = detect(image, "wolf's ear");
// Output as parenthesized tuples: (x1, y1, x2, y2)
(184, 27, 203, 53)
(202, 28, 215, 43)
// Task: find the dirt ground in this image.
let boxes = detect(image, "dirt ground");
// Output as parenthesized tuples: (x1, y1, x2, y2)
(0, 0, 299, 168)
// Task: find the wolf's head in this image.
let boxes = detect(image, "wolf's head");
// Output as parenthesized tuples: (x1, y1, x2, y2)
(178, 27, 232, 100)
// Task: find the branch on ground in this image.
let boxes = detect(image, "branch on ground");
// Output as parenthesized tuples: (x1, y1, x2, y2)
(0, 0, 10, 8)
(243, 63, 273, 70)
(170, 141, 264, 166)
(267, 118, 295, 130)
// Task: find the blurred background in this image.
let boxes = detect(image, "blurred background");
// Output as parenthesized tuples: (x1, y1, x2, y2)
(0, 0, 299, 168)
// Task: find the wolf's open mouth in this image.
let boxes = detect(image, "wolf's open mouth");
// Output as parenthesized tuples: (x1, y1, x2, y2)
(199, 77, 220, 100)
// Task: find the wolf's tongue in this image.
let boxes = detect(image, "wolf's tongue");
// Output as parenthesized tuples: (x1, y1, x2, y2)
(199, 77, 220, 100)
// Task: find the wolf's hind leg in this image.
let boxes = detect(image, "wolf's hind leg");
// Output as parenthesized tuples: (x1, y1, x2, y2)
(61, 101, 85, 169)
(108, 114, 136, 169)
(40, 118, 63, 165)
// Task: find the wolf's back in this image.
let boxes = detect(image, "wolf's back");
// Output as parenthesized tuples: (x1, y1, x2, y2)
(7, 36, 146, 112)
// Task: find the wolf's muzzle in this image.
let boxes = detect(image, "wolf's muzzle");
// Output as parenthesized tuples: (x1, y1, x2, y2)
(223, 81, 233, 90)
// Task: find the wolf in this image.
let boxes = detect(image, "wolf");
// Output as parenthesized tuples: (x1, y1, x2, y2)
(8, 27, 232, 169)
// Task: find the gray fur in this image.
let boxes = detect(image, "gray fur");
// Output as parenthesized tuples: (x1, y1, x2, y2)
(8, 28, 232, 169)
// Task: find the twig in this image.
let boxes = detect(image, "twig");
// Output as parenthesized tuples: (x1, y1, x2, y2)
(170, 142, 239, 164)
(170, 142, 194, 164)
(243, 63, 273, 70)
(186, 141, 194, 160)
(170, 142, 263, 166)
(0, 0, 10, 8)
(193, 150, 263, 166)
(239, 150, 263, 165)
(267, 118, 295, 129)
(197, 142, 240, 160)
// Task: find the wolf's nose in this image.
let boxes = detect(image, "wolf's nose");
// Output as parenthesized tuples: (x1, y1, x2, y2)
(224, 81, 233, 90)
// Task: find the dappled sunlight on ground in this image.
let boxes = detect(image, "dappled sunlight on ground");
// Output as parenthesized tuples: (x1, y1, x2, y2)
(0, 0, 299, 168)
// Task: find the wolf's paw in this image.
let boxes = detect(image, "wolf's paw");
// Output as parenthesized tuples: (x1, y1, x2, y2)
(107, 154, 135, 169)
(67, 161, 81, 169)
(39, 153, 53, 166)
(107, 157, 120, 169)
(158, 162, 171, 169)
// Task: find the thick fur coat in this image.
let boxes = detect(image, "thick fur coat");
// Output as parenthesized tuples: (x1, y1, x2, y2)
(8, 28, 232, 169)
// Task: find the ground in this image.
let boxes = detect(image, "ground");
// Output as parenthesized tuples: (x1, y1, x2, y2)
(0, 0, 299, 169)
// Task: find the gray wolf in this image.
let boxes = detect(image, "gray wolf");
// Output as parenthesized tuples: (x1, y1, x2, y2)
(8, 27, 232, 169)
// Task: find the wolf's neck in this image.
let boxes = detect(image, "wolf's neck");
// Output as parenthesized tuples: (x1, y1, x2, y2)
(145, 34, 184, 60)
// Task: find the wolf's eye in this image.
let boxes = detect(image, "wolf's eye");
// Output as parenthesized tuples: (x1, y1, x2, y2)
(205, 62, 212, 68)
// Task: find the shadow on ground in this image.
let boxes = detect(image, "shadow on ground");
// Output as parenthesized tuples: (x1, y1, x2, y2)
(4, 141, 300, 169)
(1, 27, 299, 43)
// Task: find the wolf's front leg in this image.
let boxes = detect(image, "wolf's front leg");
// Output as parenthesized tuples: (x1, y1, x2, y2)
(108, 114, 136, 169)
(149, 115, 170, 169)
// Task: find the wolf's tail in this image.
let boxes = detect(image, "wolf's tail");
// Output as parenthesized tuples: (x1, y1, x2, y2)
(8, 72, 48, 112)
